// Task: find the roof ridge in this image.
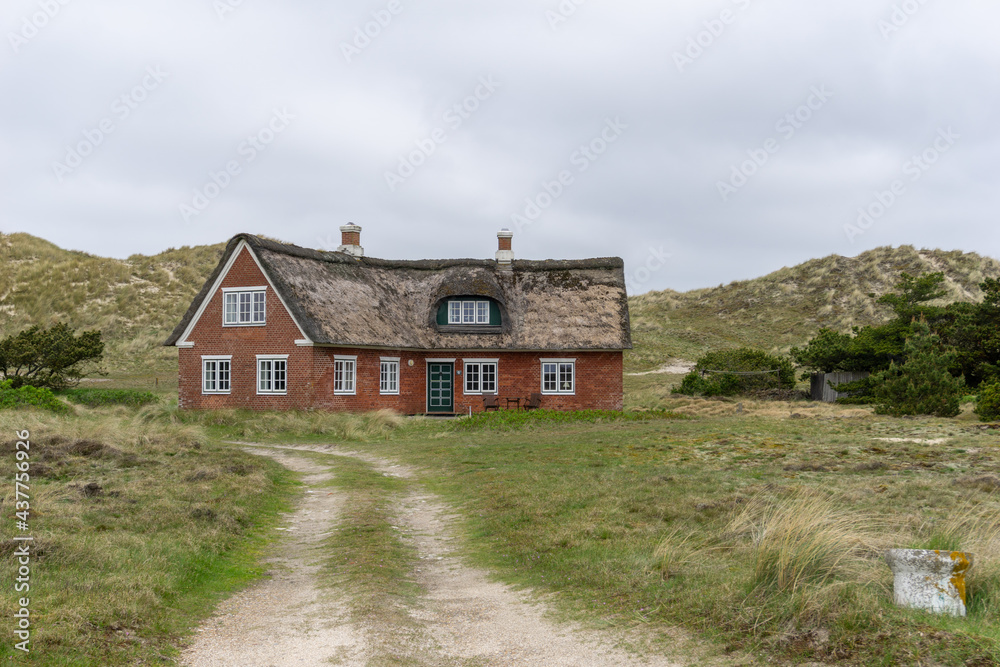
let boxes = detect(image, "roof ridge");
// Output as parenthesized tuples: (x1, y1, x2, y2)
(237, 233, 624, 271)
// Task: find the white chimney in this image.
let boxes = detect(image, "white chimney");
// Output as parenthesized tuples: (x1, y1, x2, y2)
(496, 228, 513, 268)
(338, 224, 364, 257)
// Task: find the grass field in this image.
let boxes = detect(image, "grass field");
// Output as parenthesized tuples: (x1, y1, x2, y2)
(0, 406, 296, 665)
(197, 399, 1000, 666)
(4, 383, 1000, 665)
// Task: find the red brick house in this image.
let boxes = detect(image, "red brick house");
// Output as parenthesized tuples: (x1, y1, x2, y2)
(164, 226, 631, 414)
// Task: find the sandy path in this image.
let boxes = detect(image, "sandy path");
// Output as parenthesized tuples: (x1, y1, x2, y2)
(184, 443, 726, 666)
(180, 448, 367, 667)
(398, 490, 688, 666)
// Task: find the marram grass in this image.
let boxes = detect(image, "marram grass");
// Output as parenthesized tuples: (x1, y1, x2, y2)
(0, 407, 296, 665)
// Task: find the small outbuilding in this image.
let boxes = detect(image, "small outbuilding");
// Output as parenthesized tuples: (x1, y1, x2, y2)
(810, 371, 870, 403)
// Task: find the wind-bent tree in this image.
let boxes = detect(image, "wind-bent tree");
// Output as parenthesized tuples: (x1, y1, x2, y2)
(0, 323, 104, 390)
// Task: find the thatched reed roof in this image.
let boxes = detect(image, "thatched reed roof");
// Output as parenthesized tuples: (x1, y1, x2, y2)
(166, 234, 631, 351)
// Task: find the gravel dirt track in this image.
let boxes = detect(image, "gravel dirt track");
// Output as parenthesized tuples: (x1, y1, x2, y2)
(181, 443, 729, 667)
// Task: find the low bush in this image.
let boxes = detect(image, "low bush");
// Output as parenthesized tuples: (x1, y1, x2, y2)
(61, 388, 159, 408)
(674, 348, 795, 397)
(0, 379, 71, 413)
(975, 383, 1000, 422)
(0, 322, 104, 390)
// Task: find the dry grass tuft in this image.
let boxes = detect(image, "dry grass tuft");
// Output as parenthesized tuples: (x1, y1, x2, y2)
(727, 492, 883, 595)
(651, 528, 705, 579)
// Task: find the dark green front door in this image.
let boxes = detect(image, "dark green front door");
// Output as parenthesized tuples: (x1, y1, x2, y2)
(427, 363, 454, 413)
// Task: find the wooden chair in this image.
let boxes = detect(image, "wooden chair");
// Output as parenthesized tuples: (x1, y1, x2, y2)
(483, 393, 500, 412)
(524, 392, 542, 410)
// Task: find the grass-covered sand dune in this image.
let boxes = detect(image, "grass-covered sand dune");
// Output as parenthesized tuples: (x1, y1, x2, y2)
(628, 245, 1000, 372)
(0, 233, 225, 377)
(4, 231, 1000, 379)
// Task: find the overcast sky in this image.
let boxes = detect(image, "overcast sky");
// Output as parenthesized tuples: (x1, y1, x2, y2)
(2, 1, 998, 294)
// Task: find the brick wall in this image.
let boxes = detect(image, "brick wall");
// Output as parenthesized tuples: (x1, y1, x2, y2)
(177, 246, 624, 413)
(310, 349, 622, 414)
(178, 246, 317, 411)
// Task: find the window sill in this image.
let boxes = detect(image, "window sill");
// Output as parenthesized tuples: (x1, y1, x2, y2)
(202, 391, 232, 396)
(436, 325, 502, 334)
(224, 323, 267, 327)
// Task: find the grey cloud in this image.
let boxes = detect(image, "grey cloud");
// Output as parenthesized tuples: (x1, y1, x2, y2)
(1, 0, 998, 293)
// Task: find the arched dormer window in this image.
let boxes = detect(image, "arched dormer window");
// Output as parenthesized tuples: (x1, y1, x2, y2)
(435, 297, 502, 328)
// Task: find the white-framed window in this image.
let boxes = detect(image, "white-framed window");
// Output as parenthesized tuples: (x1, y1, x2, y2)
(380, 357, 400, 395)
(464, 359, 498, 394)
(223, 287, 266, 326)
(202, 356, 232, 394)
(541, 359, 576, 395)
(447, 300, 491, 325)
(334, 355, 357, 395)
(257, 355, 288, 395)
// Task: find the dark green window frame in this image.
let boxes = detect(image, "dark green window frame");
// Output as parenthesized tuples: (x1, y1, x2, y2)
(436, 298, 502, 326)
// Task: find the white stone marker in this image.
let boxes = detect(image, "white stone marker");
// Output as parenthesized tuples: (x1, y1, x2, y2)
(884, 549, 973, 617)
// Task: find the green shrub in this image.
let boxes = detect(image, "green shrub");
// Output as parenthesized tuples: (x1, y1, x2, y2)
(0, 322, 104, 390)
(61, 388, 159, 408)
(0, 379, 71, 413)
(975, 383, 1000, 422)
(870, 322, 965, 418)
(674, 348, 795, 397)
